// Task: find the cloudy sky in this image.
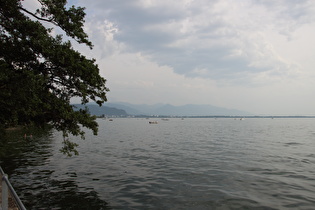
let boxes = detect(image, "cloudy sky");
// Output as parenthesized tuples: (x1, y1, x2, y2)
(28, 0, 315, 115)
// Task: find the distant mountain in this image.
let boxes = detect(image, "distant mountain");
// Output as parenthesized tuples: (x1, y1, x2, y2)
(104, 102, 144, 115)
(105, 102, 251, 116)
(105, 102, 167, 115)
(72, 104, 128, 116)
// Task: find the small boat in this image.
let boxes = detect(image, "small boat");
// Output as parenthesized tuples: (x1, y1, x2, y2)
(149, 121, 158, 124)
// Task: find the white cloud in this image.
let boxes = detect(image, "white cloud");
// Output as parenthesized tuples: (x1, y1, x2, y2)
(84, 0, 312, 83)
(70, 0, 315, 114)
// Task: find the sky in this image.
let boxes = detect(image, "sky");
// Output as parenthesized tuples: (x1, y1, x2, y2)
(26, 0, 315, 115)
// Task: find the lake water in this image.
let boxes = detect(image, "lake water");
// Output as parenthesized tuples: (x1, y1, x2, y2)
(1, 118, 315, 209)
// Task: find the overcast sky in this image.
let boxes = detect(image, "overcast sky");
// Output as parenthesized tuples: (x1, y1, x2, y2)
(27, 0, 315, 115)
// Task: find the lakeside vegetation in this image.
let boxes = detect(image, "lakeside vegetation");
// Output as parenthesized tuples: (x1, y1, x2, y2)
(0, 0, 109, 155)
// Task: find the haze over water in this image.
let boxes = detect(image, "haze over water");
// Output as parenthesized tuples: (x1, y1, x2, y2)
(1, 118, 315, 209)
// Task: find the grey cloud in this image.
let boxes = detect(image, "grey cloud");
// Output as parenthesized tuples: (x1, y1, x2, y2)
(81, 0, 312, 81)
(150, 45, 262, 79)
(255, 0, 314, 24)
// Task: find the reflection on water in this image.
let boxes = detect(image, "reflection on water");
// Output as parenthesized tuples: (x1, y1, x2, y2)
(0, 126, 53, 173)
(1, 118, 315, 209)
(20, 178, 108, 209)
(0, 126, 109, 209)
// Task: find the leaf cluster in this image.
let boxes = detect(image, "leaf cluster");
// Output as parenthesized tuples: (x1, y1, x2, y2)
(0, 0, 109, 155)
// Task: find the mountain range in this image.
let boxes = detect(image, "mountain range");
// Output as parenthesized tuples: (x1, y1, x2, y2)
(72, 102, 251, 116)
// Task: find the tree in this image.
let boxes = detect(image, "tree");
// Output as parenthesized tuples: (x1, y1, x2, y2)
(0, 0, 109, 155)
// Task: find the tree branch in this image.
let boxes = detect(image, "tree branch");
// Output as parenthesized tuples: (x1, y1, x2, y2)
(18, 6, 58, 26)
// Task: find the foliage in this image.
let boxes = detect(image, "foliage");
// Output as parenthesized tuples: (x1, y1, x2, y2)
(0, 0, 109, 155)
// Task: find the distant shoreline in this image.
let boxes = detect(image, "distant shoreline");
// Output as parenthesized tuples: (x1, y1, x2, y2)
(99, 115, 315, 119)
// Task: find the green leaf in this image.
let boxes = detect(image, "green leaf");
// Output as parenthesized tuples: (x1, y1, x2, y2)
(0, 0, 109, 155)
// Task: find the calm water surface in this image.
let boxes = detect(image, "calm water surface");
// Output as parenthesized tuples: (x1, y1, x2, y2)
(1, 118, 315, 209)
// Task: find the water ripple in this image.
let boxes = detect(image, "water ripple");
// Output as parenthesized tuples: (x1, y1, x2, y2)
(1, 118, 315, 209)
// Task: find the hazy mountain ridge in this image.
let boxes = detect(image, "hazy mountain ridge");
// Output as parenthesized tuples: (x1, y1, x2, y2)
(72, 102, 251, 116)
(105, 102, 251, 116)
(72, 102, 250, 116)
(72, 104, 128, 116)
